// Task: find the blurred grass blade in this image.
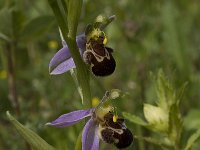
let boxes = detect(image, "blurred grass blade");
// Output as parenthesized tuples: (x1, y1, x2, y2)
(0, 33, 10, 42)
(6, 111, 55, 150)
(122, 112, 147, 126)
(21, 15, 55, 41)
(184, 128, 200, 150)
(70, 69, 83, 103)
(75, 131, 82, 150)
(168, 104, 183, 146)
(135, 136, 171, 147)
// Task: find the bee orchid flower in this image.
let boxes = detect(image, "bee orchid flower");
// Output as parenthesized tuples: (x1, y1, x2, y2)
(46, 108, 99, 150)
(46, 92, 133, 150)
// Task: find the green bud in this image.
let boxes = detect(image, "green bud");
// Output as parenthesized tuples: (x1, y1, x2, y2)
(110, 89, 121, 99)
(144, 104, 169, 132)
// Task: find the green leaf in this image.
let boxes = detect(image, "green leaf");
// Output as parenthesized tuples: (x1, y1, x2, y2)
(0, 32, 11, 42)
(21, 15, 55, 40)
(184, 128, 200, 150)
(75, 131, 82, 150)
(11, 9, 26, 39)
(176, 82, 188, 105)
(122, 112, 147, 126)
(6, 111, 55, 150)
(135, 136, 171, 148)
(156, 69, 175, 110)
(143, 104, 168, 133)
(168, 103, 183, 146)
(184, 109, 200, 130)
(0, 8, 12, 38)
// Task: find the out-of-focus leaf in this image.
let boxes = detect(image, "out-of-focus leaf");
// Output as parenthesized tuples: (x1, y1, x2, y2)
(184, 128, 200, 150)
(155, 69, 174, 110)
(184, 109, 200, 130)
(0, 8, 12, 38)
(122, 112, 147, 126)
(11, 9, 25, 39)
(161, 1, 190, 73)
(6, 111, 55, 150)
(135, 136, 172, 147)
(21, 15, 55, 40)
(176, 82, 188, 105)
(75, 131, 82, 150)
(143, 104, 168, 133)
(168, 104, 183, 146)
(0, 33, 10, 42)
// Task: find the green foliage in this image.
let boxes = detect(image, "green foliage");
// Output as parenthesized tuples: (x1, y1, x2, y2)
(124, 70, 188, 149)
(6, 111, 55, 150)
(21, 15, 55, 41)
(1, 0, 200, 149)
(184, 128, 200, 150)
(122, 112, 147, 126)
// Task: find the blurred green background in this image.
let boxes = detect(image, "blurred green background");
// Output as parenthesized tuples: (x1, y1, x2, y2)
(1, 0, 200, 149)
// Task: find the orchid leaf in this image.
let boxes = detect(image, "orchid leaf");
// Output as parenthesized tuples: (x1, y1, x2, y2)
(75, 131, 82, 150)
(6, 111, 55, 150)
(122, 112, 147, 126)
(184, 128, 200, 150)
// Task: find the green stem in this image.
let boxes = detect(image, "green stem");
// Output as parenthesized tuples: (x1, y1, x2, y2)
(5, 42, 20, 116)
(48, 0, 91, 107)
(66, 37, 91, 106)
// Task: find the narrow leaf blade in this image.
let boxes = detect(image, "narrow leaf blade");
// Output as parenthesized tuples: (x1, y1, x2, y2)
(184, 128, 200, 150)
(6, 111, 55, 150)
(122, 112, 147, 126)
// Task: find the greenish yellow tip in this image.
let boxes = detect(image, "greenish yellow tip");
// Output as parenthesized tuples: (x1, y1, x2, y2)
(92, 97, 100, 107)
(96, 15, 105, 23)
(103, 37, 108, 45)
(113, 115, 118, 122)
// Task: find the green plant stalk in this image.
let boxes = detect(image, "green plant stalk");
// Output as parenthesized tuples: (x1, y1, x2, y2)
(48, 0, 91, 107)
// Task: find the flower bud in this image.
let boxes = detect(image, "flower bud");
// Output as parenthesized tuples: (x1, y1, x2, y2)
(143, 104, 168, 132)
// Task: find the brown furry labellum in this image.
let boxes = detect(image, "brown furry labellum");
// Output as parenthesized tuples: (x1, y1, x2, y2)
(83, 36, 116, 76)
(98, 112, 133, 149)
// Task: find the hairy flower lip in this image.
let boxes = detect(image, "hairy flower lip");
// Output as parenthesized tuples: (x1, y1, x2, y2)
(49, 34, 86, 75)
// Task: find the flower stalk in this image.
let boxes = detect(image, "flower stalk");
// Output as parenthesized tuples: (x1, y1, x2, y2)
(48, 0, 91, 106)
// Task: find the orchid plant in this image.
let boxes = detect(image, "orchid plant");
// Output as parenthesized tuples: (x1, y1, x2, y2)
(6, 0, 134, 150)
(47, 91, 133, 150)
(47, 0, 133, 149)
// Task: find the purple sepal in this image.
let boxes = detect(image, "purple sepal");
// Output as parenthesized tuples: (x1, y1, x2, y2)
(49, 46, 76, 75)
(49, 34, 86, 75)
(82, 119, 99, 150)
(46, 109, 92, 128)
